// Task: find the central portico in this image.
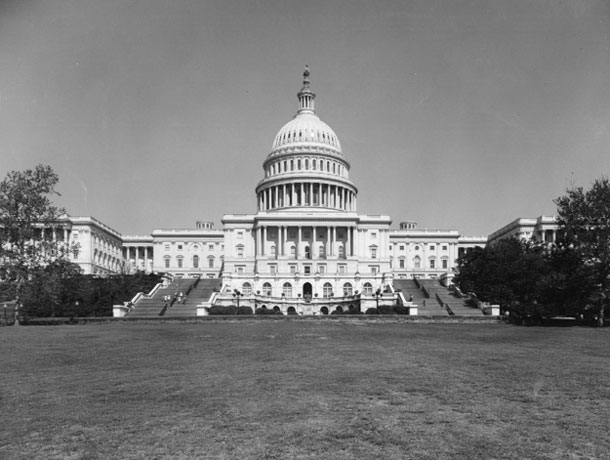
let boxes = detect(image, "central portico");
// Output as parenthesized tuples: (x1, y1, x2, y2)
(219, 68, 392, 313)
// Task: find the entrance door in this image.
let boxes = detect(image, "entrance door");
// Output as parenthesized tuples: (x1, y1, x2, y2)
(302, 282, 312, 301)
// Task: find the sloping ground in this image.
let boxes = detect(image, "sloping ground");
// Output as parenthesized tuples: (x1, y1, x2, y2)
(129, 278, 198, 318)
(392, 279, 447, 315)
(419, 279, 482, 317)
(164, 278, 221, 317)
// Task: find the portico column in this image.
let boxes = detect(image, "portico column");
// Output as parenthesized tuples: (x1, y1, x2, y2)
(353, 227, 359, 257)
(326, 226, 330, 258)
(297, 226, 302, 258)
(347, 227, 352, 257)
(332, 226, 337, 256)
(313, 225, 317, 257)
(262, 226, 267, 256)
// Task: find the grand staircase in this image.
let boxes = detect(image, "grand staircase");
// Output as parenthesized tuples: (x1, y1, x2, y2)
(392, 279, 446, 315)
(164, 278, 220, 317)
(128, 277, 201, 318)
(417, 279, 482, 317)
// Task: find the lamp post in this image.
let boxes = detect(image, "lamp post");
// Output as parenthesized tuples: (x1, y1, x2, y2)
(374, 288, 382, 311)
(232, 289, 243, 311)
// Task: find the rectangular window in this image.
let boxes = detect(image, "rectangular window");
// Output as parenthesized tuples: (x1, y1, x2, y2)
(442, 245, 448, 251)
(318, 264, 326, 274)
(290, 265, 297, 274)
(399, 259, 405, 269)
(270, 264, 277, 274)
(304, 265, 311, 275)
(429, 245, 435, 251)
(209, 244, 214, 251)
(237, 231, 244, 239)
(338, 264, 346, 274)
(370, 247, 377, 259)
(177, 258, 183, 268)
(236, 266, 244, 274)
(399, 245, 405, 251)
(370, 266, 379, 274)
(430, 259, 435, 269)
(442, 259, 448, 269)
(165, 258, 170, 268)
(177, 244, 183, 250)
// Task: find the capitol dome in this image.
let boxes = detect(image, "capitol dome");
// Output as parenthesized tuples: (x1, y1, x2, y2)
(272, 112, 341, 153)
(256, 67, 357, 214)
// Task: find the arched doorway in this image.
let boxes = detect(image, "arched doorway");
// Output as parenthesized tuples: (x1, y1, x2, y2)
(302, 282, 312, 301)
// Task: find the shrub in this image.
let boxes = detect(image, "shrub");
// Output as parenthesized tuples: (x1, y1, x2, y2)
(377, 305, 395, 315)
(365, 308, 379, 315)
(236, 306, 253, 315)
(393, 305, 409, 315)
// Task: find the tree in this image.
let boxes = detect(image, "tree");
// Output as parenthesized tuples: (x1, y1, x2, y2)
(453, 238, 549, 312)
(0, 165, 76, 300)
(555, 177, 610, 326)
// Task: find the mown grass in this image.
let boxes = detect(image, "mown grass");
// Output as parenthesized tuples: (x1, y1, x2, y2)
(1, 321, 608, 459)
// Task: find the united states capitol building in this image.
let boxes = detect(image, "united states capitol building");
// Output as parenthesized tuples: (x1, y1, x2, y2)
(61, 69, 557, 315)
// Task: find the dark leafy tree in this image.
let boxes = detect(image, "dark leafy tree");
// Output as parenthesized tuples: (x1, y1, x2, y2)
(0, 165, 78, 300)
(454, 238, 549, 312)
(554, 177, 610, 326)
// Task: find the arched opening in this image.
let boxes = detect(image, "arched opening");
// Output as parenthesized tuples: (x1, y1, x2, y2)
(273, 306, 281, 313)
(320, 306, 329, 315)
(323, 282, 333, 298)
(362, 282, 373, 295)
(332, 306, 343, 315)
(302, 282, 312, 301)
(343, 282, 353, 296)
(282, 282, 293, 298)
(287, 306, 297, 315)
(262, 282, 272, 296)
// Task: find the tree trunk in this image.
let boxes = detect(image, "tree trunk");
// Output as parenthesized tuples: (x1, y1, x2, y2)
(598, 301, 605, 327)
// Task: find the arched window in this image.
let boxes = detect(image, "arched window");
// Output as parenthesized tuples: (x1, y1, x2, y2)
(164, 255, 170, 268)
(177, 256, 184, 268)
(414, 256, 421, 269)
(338, 244, 345, 259)
(369, 245, 378, 259)
(429, 257, 436, 269)
(270, 244, 276, 257)
(263, 282, 272, 296)
(290, 245, 296, 259)
(208, 256, 215, 268)
(242, 282, 252, 295)
(323, 282, 333, 298)
(363, 282, 373, 295)
(304, 245, 311, 259)
(343, 282, 353, 296)
(318, 245, 326, 259)
(283, 282, 293, 298)
(192, 255, 199, 268)
(312, 159, 316, 170)
(399, 257, 405, 269)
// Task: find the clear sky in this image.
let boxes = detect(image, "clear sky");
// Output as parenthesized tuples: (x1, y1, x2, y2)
(1, 0, 609, 236)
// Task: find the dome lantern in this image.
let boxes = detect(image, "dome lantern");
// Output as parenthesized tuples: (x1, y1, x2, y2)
(297, 65, 315, 114)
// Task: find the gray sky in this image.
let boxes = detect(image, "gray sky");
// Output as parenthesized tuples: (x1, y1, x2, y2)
(1, 0, 609, 236)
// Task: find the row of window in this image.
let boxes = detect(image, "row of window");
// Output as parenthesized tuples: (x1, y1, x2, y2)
(396, 256, 449, 270)
(266, 157, 347, 178)
(394, 244, 449, 252)
(163, 255, 219, 269)
(240, 281, 375, 298)
(163, 243, 222, 251)
(274, 127, 339, 147)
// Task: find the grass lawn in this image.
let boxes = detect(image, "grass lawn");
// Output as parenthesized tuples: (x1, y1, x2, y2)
(1, 321, 609, 460)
